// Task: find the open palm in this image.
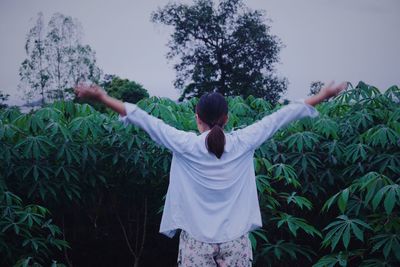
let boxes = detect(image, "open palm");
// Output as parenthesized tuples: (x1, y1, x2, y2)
(322, 81, 348, 98)
(74, 84, 106, 101)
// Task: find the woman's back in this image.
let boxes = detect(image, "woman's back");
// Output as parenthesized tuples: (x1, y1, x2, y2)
(162, 129, 261, 243)
(118, 99, 319, 242)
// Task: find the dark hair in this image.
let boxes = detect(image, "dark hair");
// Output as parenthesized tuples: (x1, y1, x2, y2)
(195, 92, 228, 159)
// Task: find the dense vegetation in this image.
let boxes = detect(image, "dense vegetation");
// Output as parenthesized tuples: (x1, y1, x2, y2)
(0, 82, 399, 266)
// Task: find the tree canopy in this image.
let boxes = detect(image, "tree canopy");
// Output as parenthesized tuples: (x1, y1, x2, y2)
(19, 12, 102, 105)
(102, 75, 149, 104)
(152, 0, 287, 103)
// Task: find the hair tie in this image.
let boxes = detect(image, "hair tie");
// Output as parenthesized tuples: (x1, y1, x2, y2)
(210, 123, 222, 128)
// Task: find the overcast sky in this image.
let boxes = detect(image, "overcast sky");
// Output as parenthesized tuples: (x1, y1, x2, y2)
(0, 0, 399, 105)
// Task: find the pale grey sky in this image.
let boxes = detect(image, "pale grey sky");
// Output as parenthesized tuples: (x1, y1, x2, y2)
(0, 0, 399, 105)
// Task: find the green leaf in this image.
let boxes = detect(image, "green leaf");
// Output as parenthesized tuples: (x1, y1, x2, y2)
(313, 116, 339, 139)
(371, 234, 400, 260)
(338, 188, 349, 213)
(322, 215, 371, 251)
(249, 229, 269, 250)
(273, 213, 321, 238)
(268, 163, 300, 188)
(363, 124, 399, 148)
(284, 131, 320, 152)
(343, 225, 350, 249)
(384, 188, 395, 214)
(281, 192, 313, 210)
(351, 223, 364, 242)
(322, 191, 341, 212)
(372, 185, 399, 213)
(372, 186, 390, 210)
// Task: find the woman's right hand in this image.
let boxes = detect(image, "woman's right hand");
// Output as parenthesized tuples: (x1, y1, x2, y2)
(74, 83, 107, 102)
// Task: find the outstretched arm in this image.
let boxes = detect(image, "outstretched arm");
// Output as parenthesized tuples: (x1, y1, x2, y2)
(74, 84, 126, 115)
(234, 81, 348, 151)
(305, 81, 348, 106)
(74, 84, 195, 154)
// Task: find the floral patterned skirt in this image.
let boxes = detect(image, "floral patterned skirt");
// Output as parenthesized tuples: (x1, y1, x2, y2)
(177, 230, 253, 267)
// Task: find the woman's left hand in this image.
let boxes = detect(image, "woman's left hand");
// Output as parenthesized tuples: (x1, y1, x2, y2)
(305, 81, 348, 106)
(320, 81, 348, 99)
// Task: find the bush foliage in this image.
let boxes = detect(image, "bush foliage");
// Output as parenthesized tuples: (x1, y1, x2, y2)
(1, 82, 399, 266)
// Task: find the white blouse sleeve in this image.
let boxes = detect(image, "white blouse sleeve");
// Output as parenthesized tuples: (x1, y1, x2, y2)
(118, 102, 196, 154)
(232, 99, 319, 151)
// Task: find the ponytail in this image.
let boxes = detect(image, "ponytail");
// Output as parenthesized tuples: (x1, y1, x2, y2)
(205, 124, 226, 159)
(196, 92, 228, 159)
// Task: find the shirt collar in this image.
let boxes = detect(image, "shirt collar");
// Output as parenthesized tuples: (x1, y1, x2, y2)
(201, 129, 211, 136)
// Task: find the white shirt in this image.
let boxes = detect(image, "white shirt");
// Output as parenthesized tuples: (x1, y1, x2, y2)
(119, 99, 319, 243)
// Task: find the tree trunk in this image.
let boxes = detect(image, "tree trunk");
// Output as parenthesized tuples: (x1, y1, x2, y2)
(216, 48, 226, 95)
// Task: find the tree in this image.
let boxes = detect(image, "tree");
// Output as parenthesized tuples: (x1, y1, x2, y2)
(69, 44, 101, 89)
(19, 12, 48, 105)
(45, 13, 101, 100)
(102, 75, 149, 103)
(152, 0, 287, 103)
(19, 12, 102, 105)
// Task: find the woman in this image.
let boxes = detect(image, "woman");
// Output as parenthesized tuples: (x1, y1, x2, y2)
(75, 81, 347, 266)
